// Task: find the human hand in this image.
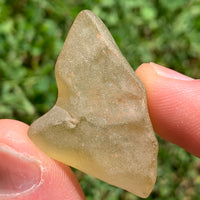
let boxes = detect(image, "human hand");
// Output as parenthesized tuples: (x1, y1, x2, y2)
(0, 119, 85, 200)
(136, 62, 200, 158)
(0, 63, 199, 199)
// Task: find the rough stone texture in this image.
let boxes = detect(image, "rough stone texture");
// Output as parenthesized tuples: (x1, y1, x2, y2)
(28, 10, 158, 198)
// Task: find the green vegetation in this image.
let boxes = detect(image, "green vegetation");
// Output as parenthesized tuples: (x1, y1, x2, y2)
(0, 0, 200, 199)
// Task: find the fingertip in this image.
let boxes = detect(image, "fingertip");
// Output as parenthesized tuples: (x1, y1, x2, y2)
(135, 63, 157, 89)
(135, 63, 200, 157)
(0, 119, 29, 136)
(0, 119, 85, 200)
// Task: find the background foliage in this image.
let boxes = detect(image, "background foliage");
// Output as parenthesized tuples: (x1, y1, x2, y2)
(0, 0, 200, 199)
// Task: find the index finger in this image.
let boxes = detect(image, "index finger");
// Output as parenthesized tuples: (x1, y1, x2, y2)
(136, 63, 200, 157)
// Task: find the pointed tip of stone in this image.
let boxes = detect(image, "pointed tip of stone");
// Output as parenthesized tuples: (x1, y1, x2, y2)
(77, 9, 99, 20)
(72, 9, 118, 47)
(75, 9, 99, 24)
(78, 9, 94, 16)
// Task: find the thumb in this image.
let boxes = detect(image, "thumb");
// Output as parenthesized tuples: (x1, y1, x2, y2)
(0, 119, 85, 200)
(135, 63, 200, 158)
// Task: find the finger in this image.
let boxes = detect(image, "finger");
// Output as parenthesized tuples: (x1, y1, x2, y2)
(135, 63, 200, 157)
(0, 119, 85, 200)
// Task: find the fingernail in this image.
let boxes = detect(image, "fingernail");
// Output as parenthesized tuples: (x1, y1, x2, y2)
(150, 62, 194, 80)
(0, 145, 41, 197)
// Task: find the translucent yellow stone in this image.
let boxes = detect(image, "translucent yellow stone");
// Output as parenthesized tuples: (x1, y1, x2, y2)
(28, 10, 158, 198)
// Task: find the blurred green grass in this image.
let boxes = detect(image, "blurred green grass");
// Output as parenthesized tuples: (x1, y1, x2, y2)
(0, 0, 200, 199)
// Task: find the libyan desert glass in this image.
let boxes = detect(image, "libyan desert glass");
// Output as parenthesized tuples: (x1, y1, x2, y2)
(28, 10, 158, 198)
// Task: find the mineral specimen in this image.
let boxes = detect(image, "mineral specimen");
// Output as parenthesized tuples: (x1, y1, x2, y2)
(28, 10, 158, 198)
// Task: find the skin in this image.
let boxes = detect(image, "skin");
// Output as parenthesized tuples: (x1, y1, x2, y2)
(0, 63, 199, 199)
(136, 63, 200, 157)
(0, 119, 85, 200)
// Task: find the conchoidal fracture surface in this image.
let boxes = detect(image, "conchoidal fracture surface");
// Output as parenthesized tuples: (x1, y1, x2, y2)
(28, 10, 158, 198)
